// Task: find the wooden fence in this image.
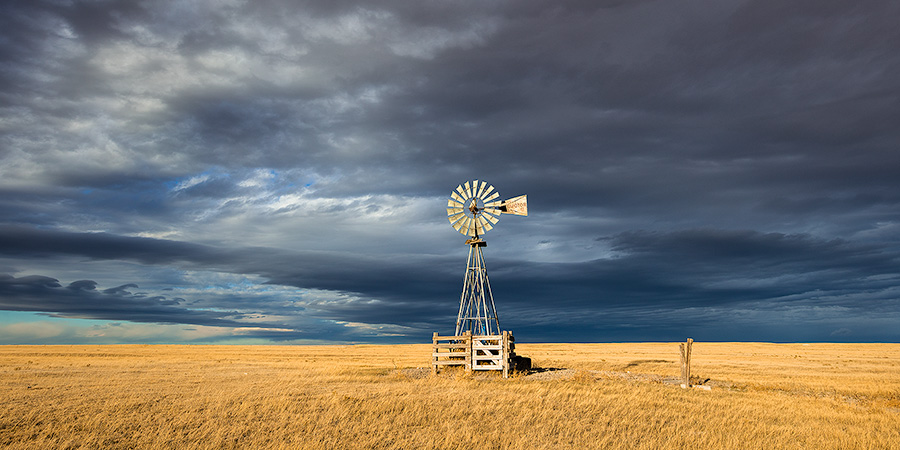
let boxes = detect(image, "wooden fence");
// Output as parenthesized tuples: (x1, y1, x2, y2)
(432, 331, 517, 378)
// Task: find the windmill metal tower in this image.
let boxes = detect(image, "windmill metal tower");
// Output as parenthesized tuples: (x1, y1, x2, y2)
(447, 180, 527, 336)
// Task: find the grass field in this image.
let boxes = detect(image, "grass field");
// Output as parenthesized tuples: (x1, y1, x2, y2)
(2, 343, 899, 449)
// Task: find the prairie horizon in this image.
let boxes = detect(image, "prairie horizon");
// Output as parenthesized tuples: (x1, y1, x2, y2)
(2, 342, 899, 449)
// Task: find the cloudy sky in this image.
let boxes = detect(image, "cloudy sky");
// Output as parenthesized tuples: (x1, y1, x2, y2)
(1, 0, 899, 344)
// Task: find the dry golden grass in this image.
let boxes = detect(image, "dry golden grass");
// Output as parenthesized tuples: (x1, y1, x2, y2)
(2, 343, 899, 449)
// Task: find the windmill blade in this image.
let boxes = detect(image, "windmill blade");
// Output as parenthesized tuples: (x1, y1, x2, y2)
(450, 212, 466, 226)
(450, 191, 465, 204)
(455, 184, 466, 198)
(475, 180, 486, 199)
(484, 191, 500, 202)
(483, 212, 499, 224)
(448, 211, 465, 222)
(484, 200, 502, 208)
(481, 183, 495, 199)
(448, 198, 463, 208)
(464, 218, 476, 236)
(470, 217, 480, 236)
(452, 216, 468, 233)
(447, 206, 464, 216)
(481, 207, 499, 219)
(475, 220, 485, 236)
(500, 195, 527, 216)
(463, 181, 472, 199)
(477, 216, 493, 233)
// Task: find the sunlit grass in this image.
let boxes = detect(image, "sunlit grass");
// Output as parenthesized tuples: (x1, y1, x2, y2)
(1, 343, 898, 449)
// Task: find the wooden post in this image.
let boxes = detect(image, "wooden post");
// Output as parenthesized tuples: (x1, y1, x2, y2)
(465, 331, 473, 374)
(432, 332, 438, 375)
(679, 338, 693, 388)
(502, 331, 509, 378)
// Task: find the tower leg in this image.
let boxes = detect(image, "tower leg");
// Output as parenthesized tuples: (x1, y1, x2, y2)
(455, 240, 500, 336)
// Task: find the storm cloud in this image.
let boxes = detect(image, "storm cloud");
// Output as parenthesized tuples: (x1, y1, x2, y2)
(1, 0, 899, 343)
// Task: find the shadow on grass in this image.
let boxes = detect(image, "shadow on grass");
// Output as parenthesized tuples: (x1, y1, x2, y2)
(527, 367, 566, 374)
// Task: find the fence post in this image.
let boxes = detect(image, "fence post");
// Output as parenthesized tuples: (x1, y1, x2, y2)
(680, 338, 693, 388)
(465, 331, 473, 374)
(432, 332, 439, 375)
(502, 330, 510, 378)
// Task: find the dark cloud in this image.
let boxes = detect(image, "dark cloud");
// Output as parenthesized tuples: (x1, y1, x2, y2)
(1, 0, 899, 342)
(0, 273, 245, 327)
(102, 284, 138, 295)
(2, 225, 898, 341)
(67, 280, 98, 291)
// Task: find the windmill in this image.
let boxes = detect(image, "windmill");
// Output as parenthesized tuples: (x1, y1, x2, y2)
(446, 180, 527, 336)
